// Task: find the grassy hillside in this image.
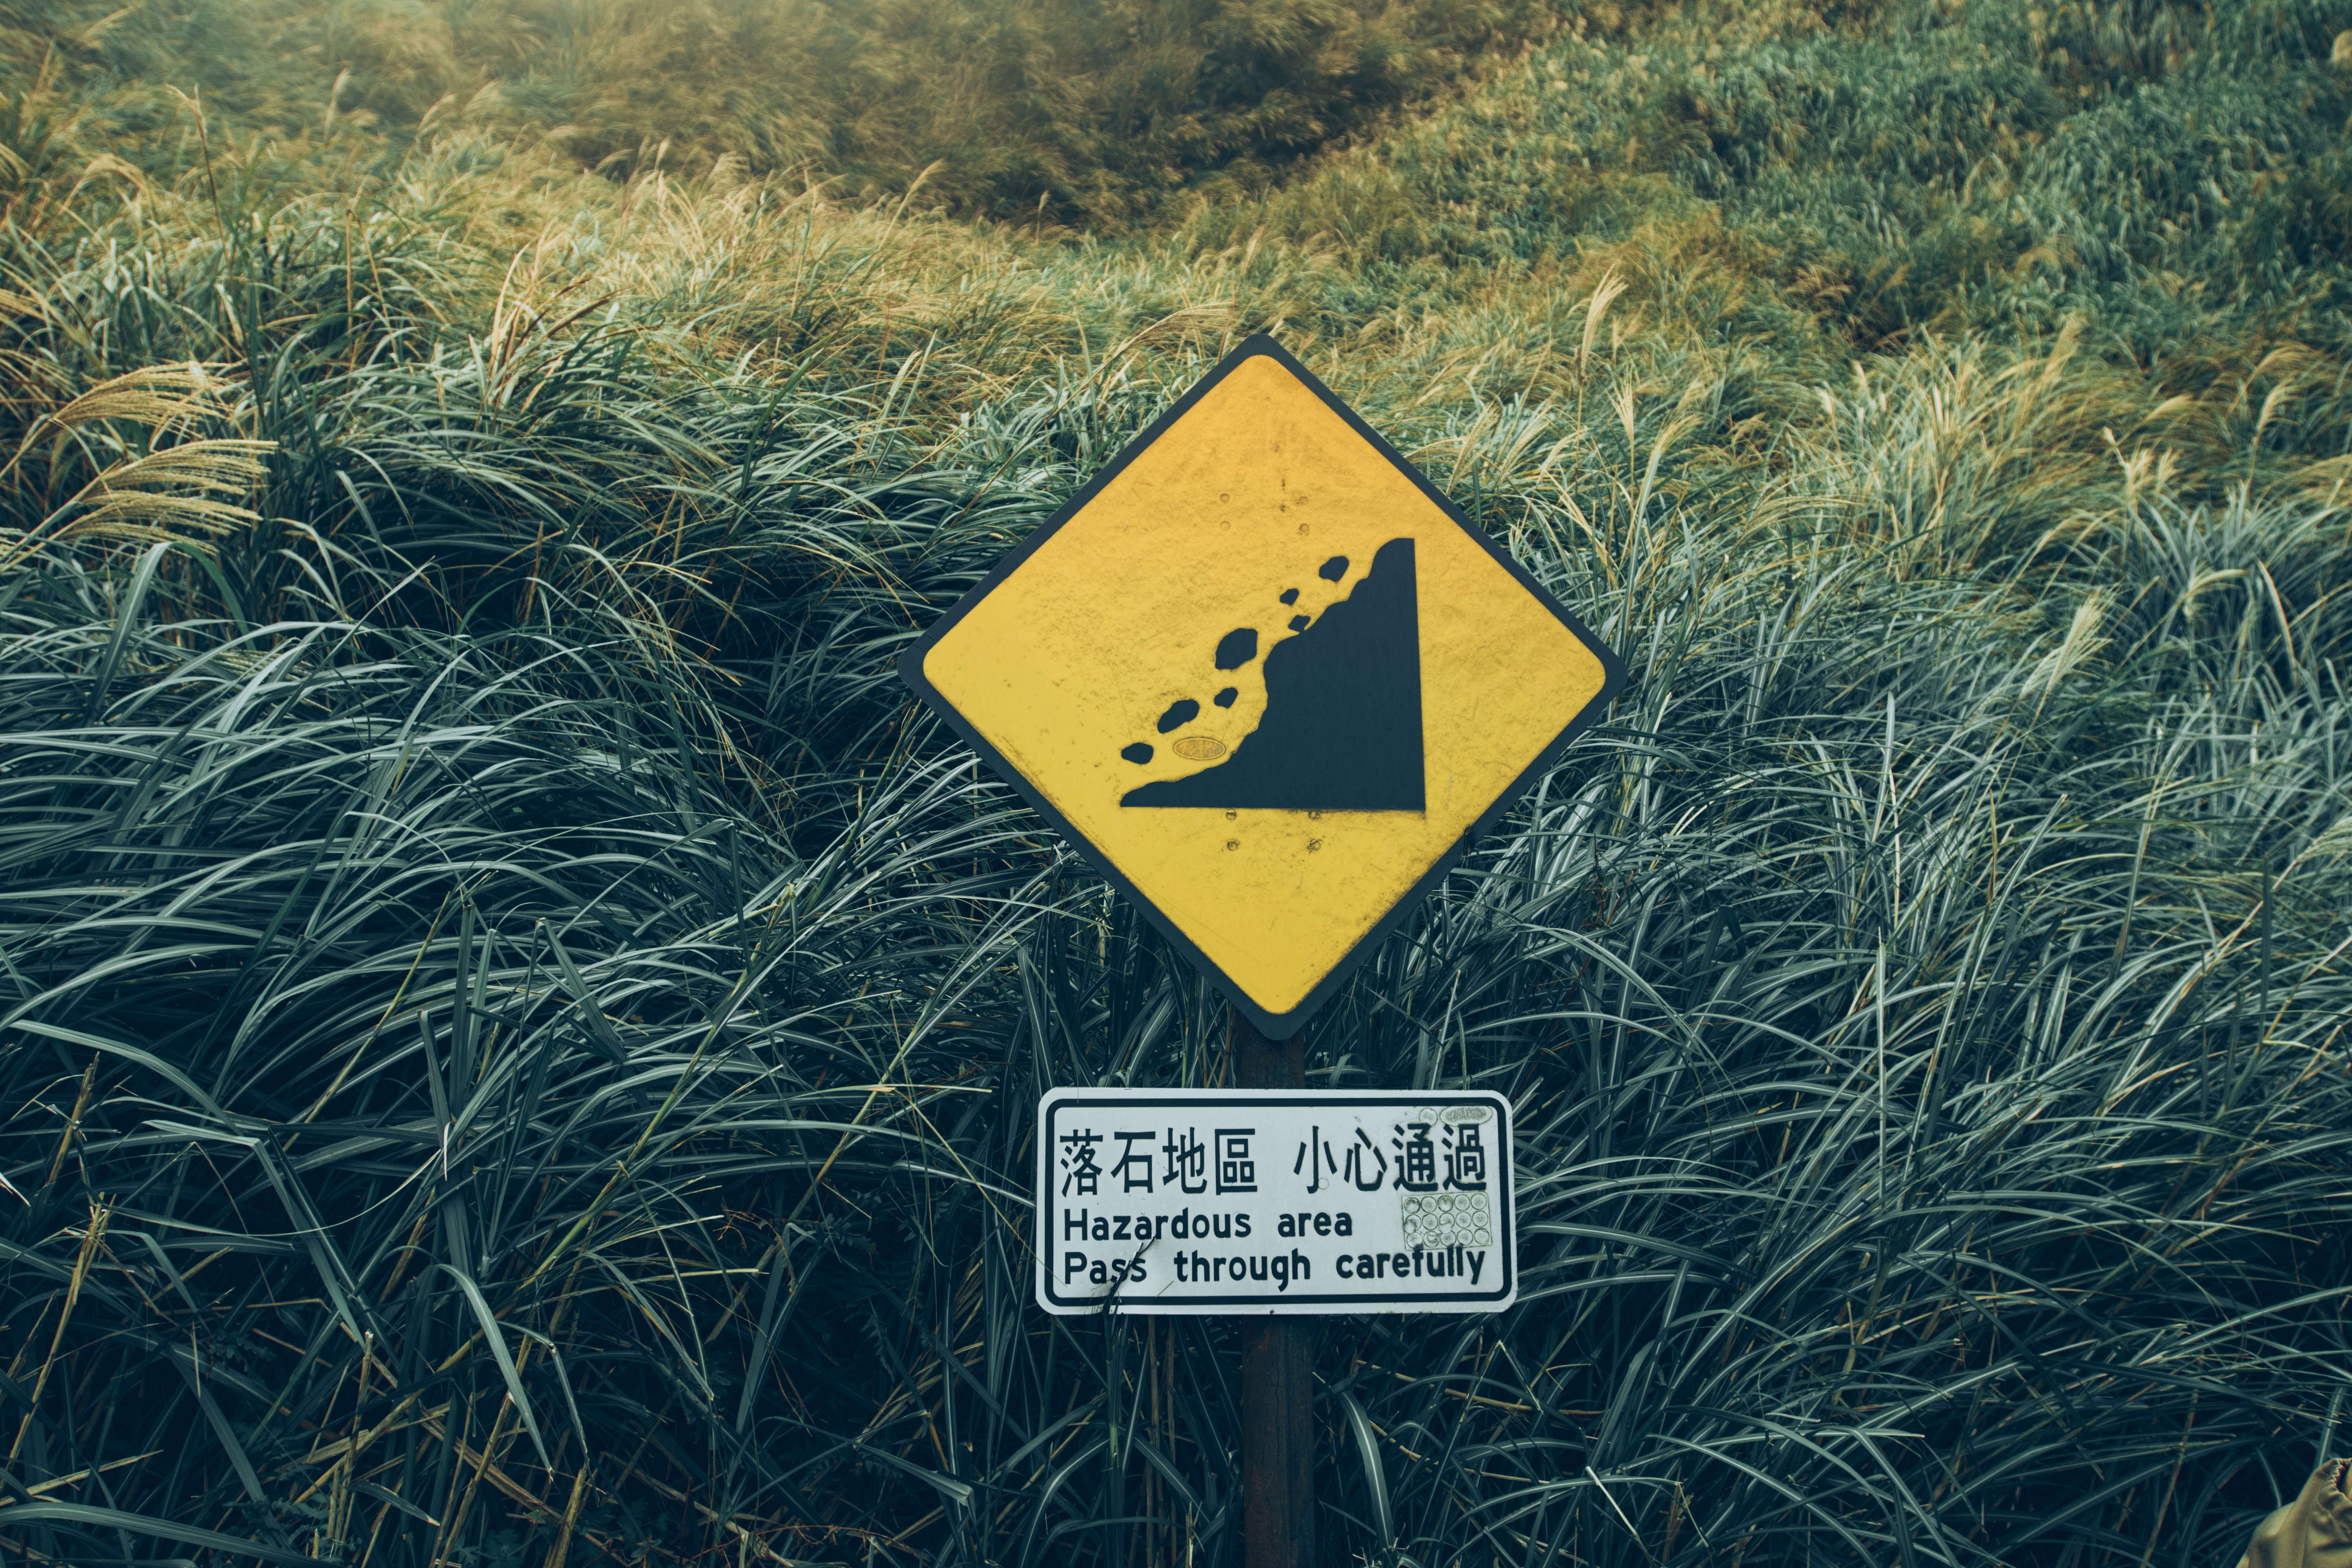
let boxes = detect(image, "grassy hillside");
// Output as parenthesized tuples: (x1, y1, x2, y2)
(2, 3, 2352, 1567)
(6, 0, 1583, 226)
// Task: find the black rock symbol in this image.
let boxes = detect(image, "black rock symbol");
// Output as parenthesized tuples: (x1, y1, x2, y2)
(1123, 538, 1423, 811)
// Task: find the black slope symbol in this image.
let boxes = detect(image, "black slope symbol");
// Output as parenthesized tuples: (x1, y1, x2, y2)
(1123, 537, 1424, 811)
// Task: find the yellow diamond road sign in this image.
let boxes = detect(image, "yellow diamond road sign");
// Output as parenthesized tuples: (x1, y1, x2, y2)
(900, 336, 1623, 1036)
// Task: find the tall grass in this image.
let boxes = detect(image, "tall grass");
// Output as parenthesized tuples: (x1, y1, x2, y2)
(2, 3, 2351, 1566)
(8, 0, 1588, 227)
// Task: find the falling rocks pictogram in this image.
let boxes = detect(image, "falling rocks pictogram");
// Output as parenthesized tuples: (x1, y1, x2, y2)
(1123, 538, 1425, 811)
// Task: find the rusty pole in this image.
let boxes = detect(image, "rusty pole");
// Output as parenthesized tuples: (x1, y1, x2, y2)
(1230, 1005, 1316, 1568)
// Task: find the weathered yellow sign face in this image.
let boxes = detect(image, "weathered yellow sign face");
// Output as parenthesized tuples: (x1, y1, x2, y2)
(901, 337, 1622, 1036)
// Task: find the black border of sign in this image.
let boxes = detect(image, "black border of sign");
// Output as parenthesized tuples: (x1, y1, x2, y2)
(1036, 1090, 1514, 1314)
(895, 333, 1627, 1038)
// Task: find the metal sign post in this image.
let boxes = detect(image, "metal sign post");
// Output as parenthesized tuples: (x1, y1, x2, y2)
(1232, 1007, 1314, 1568)
(903, 333, 1615, 1565)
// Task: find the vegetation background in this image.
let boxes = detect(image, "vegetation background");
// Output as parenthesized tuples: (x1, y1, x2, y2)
(1, 0, 2350, 1565)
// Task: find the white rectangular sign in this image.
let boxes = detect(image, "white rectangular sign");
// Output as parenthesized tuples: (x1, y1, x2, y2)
(1035, 1089, 1514, 1315)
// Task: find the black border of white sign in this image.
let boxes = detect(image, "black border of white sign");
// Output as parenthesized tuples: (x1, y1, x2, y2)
(1036, 1089, 1516, 1316)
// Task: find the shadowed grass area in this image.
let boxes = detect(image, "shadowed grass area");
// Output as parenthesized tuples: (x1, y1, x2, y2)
(1, 2, 2351, 1566)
